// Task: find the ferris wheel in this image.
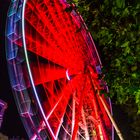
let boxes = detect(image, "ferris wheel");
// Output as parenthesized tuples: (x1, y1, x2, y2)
(5, 0, 123, 139)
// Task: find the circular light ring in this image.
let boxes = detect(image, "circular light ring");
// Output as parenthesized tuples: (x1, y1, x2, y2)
(6, 0, 114, 139)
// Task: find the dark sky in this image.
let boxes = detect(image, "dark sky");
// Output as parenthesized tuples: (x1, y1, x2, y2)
(0, 0, 27, 138)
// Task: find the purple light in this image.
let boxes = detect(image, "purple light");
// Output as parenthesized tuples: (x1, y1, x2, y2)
(0, 99, 7, 128)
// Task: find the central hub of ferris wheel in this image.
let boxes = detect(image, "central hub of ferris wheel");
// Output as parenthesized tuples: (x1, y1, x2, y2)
(66, 70, 71, 81)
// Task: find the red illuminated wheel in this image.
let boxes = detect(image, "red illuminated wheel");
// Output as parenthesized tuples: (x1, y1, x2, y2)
(6, 0, 113, 139)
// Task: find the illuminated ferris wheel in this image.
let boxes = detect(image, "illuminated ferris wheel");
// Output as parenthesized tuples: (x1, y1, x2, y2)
(5, 0, 124, 139)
